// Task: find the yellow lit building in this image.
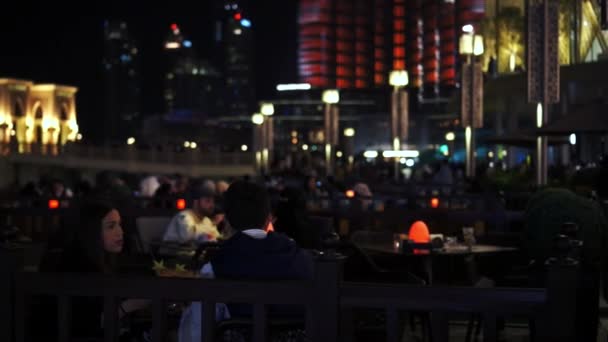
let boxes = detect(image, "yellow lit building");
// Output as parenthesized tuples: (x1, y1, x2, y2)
(0, 78, 78, 155)
(481, 0, 607, 74)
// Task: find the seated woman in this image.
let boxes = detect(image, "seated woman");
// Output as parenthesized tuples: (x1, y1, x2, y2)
(35, 200, 149, 341)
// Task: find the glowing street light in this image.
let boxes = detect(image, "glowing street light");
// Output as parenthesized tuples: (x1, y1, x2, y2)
(260, 103, 274, 116)
(389, 69, 409, 182)
(322, 89, 340, 104)
(251, 113, 264, 125)
(459, 25, 484, 179)
(126, 137, 135, 145)
(344, 128, 355, 137)
(323, 89, 340, 176)
(389, 70, 409, 88)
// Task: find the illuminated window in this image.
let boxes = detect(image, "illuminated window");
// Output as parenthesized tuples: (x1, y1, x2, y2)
(355, 80, 367, 88)
(374, 49, 385, 59)
(393, 5, 405, 17)
(393, 47, 405, 58)
(355, 55, 367, 64)
(337, 42, 350, 52)
(374, 74, 385, 85)
(393, 59, 405, 69)
(337, 67, 353, 77)
(374, 61, 384, 71)
(393, 21, 405, 31)
(393, 33, 405, 45)
(337, 79, 351, 88)
(336, 54, 352, 64)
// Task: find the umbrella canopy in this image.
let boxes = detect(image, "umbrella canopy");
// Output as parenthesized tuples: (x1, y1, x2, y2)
(482, 132, 569, 147)
(537, 103, 608, 135)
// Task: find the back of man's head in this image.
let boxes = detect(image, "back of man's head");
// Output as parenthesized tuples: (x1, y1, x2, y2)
(224, 181, 270, 231)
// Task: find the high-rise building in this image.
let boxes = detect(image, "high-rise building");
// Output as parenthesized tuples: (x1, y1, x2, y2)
(215, 0, 255, 116)
(297, 0, 486, 98)
(102, 20, 141, 140)
(163, 24, 223, 122)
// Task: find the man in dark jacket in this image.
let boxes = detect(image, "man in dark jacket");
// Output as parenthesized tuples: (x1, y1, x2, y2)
(178, 181, 313, 342)
(212, 180, 313, 279)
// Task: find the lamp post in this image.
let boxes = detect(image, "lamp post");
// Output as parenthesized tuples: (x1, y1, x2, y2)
(322, 89, 339, 176)
(445, 131, 455, 157)
(459, 27, 484, 179)
(389, 70, 409, 182)
(344, 127, 355, 171)
(260, 102, 274, 173)
(251, 113, 264, 174)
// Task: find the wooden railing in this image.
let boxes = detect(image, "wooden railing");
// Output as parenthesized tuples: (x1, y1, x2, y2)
(1, 194, 525, 243)
(3, 251, 578, 342)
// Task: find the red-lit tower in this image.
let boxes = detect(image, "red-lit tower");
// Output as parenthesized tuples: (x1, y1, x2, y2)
(406, 0, 423, 89)
(439, 1, 457, 91)
(422, 0, 440, 98)
(297, 0, 485, 96)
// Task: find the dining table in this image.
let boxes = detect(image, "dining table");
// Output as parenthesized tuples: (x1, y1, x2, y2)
(357, 241, 518, 285)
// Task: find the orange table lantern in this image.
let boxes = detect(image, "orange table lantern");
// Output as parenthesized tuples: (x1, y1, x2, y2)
(408, 221, 430, 243)
(176, 198, 187, 210)
(48, 199, 60, 210)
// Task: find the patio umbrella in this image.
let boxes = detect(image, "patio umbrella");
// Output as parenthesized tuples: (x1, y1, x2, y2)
(537, 103, 608, 135)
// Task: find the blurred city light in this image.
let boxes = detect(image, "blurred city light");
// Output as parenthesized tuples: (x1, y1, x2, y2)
(364, 151, 378, 158)
(251, 113, 264, 125)
(276, 83, 311, 91)
(260, 103, 274, 116)
(389, 70, 409, 87)
(382, 150, 420, 158)
(322, 89, 340, 104)
(344, 128, 355, 137)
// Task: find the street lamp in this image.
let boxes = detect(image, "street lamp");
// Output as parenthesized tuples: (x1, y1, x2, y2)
(323, 89, 340, 176)
(259, 103, 274, 172)
(445, 131, 455, 157)
(459, 27, 484, 179)
(389, 70, 409, 182)
(251, 113, 264, 173)
(260, 102, 274, 116)
(343, 127, 355, 170)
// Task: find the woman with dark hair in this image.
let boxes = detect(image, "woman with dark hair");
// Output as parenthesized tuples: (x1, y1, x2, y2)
(63, 200, 124, 273)
(35, 200, 148, 341)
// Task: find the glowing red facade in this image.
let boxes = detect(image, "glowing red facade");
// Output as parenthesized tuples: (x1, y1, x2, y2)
(298, 0, 485, 94)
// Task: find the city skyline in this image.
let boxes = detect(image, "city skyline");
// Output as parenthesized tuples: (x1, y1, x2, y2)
(0, 4, 298, 142)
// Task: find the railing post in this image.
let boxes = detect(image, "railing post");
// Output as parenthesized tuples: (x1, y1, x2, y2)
(310, 254, 343, 342)
(537, 249, 579, 341)
(0, 247, 16, 342)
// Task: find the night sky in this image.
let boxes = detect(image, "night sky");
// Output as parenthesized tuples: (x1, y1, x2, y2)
(0, 2, 298, 138)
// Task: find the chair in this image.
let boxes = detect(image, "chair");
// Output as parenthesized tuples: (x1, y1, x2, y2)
(135, 216, 171, 254)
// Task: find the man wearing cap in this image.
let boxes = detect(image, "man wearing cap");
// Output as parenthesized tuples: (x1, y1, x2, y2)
(162, 184, 221, 244)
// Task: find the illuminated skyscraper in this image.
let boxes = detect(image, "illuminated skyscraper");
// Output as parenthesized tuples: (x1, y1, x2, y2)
(102, 20, 141, 140)
(215, 0, 255, 116)
(163, 24, 223, 122)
